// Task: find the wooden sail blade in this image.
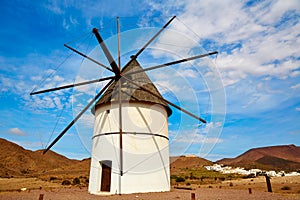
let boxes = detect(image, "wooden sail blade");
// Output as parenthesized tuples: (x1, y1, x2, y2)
(118, 80, 123, 176)
(122, 76, 206, 124)
(30, 76, 115, 95)
(43, 78, 115, 154)
(116, 17, 123, 177)
(64, 44, 113, 72)
(124, 51, 218, 77)
(131, 16, 176, 60)
(92, 28, 120, 76)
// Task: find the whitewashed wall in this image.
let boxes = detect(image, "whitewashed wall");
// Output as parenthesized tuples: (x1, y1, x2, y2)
(89, 102, 170, 195)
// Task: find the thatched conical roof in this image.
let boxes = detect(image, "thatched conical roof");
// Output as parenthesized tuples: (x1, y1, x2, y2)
(94, 59, 172, 116)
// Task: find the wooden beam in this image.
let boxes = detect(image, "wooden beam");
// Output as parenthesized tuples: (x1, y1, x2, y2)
(30, 76, 115, 95)
(43, 79, 115, 154)
(64, 44, 113, 72)
(92, 28, 120, 77)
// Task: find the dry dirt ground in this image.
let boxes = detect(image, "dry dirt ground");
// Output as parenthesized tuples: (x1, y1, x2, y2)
(0, 176, 299, 200)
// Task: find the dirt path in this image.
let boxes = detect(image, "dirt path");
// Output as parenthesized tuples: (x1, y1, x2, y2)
(0, 187, 299, 200)
(0, 176, 299, 199)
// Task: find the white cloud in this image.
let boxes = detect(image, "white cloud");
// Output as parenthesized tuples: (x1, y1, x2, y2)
(146, 0, 300, 86)
(12, 140, 43, 150)
(291, 83, 300, 89)
(8, 128, 26, 136)
(256, 0, 300, 24)
(44, 0, 64, 14)
(154, 80, 180, 95)
(172, 131, 223, 144)
(170, 122, 224, 145)
(30, 75, 42, 81)
(62, 16, 79, 30)
(53, 75, 64, 82)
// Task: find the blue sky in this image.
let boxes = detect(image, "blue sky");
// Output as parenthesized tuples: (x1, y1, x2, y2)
(0, 0, 299, 161)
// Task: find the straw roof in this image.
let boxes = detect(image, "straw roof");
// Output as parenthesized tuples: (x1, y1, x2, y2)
(94, 59, 172, 116)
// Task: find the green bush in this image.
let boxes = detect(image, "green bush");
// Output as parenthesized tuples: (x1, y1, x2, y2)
(175, 177, 185, 182)
(73, 177, 80, 185)
(170, 175, 178, 179)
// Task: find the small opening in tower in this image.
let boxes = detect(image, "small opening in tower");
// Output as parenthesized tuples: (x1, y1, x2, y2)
(106, 110, 110, 114)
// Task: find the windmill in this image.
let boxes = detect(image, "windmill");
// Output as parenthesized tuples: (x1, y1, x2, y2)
(30, 16, 218, 195)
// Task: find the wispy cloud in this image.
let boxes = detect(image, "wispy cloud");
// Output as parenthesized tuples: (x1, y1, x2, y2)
(44, 0, 64, 14)
(170, 122, 224, 145)
(8, 128, 26, 136)
(147, 0, 300, 84)
(291, 83, 300, 90)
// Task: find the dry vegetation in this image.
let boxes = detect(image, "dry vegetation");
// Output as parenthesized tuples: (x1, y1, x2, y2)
(0, 177, 299, 200)
(1, 169, 299, 199)
(1, 139, 300, 199)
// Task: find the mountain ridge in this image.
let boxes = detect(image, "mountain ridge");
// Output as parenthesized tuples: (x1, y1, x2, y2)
(1, 138, 299, 178)
(217, 144, 300, 171)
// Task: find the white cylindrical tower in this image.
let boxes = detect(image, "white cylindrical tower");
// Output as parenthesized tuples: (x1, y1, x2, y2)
(88, 59, 172, 195)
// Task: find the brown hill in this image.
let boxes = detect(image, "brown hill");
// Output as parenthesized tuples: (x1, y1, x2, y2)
(217, 144, 300, 171)
(170, 155, 213, 173)
(0, 138, 214, 178)
(0, 138, 85, 178)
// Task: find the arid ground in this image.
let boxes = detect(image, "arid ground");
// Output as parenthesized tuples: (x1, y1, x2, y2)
(0, 176, 299, 200)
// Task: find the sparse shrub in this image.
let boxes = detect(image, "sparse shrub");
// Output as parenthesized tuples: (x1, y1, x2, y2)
(243, 174, 256, 179)
(281, 186, 291, 190)
(20, 169, 29, 174)
(170, 175, 178, 179)
(200, 176, 206, 182)
(186, 182, 191, 186)
(229, 182, 233, 187)
(219, 177, 225, 181)
(73, 177, 80, 185)
(175, 177, 185, 182)
(189, 173, 197, 179)
(208, 185, 213, 188)
(62, 180, 71, 185)
(50, 177, 57, 181)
